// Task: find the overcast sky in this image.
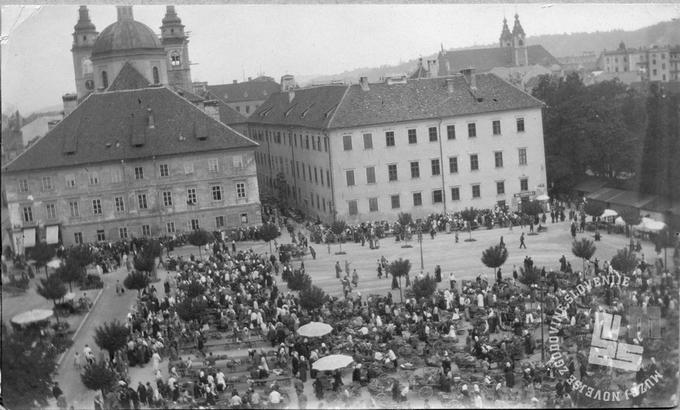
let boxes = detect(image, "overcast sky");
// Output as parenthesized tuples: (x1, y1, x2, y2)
(2, 3, 678, 114)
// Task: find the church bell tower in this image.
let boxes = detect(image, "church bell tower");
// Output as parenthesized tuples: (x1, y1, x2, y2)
(160, 6, 192, 91)
(71, 6, 98, 100)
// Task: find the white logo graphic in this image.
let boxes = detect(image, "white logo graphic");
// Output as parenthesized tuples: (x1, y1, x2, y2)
(588, 311, 643, 372)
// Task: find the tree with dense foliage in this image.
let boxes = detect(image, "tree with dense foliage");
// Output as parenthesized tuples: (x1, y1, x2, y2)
(180, 279, 205, 299)
(81, 361, 118, 396)
(1, 323, 59, 408)
(133, 249, 155, 275)
(187, 229, 213, 259)
(94, 320, 129, 361)
(610, 248, 637, 274)
(619, 208, 641, 237)
(174, 297, 208, 322)
(57, 258, 84, 292)
(410, 274, 437, 301)
(123, 271, 149, 295)
(330, 220, 348, 254)
(460, 207, 478, 241)
(287, 270, 312, 291)
(259, 223, 281, 253)
(299, 285, 330, 311)
(36, 274, 67, 323)
(388, 258, 411, 303)
(64, 245, 94, 275)
(522, 200, 543, 223)
(481, 245, 509, 276)
(572, 238, 597, 272)
(518, 266, 542, 287)
(31, 241, 56, 278)
(654, 229, 677, 269)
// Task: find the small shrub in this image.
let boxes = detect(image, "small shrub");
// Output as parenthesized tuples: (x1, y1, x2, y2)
(287, 270, 312, 291)
(80, 274, 104, 290)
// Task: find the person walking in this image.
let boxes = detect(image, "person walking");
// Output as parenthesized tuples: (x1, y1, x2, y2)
(519, 233, 527, 249)
(351, 269, 359, 287)
(335, 261, 342, 279)
(309, 246, 316, 260)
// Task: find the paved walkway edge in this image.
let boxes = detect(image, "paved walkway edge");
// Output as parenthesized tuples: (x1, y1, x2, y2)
(56, 285, 105, 366)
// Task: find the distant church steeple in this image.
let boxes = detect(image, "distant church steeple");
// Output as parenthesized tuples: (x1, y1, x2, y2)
(499, 17, 512, 48)
(161, 6, 192, 91)
(71, 5, 98, 100)
(511, 13, 528, 67)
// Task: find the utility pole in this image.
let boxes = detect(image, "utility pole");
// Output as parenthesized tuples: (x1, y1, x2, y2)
(540, 277, 545, 362)
(417, 224, 424, 271)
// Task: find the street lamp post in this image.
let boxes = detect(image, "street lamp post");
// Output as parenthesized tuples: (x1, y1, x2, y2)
(540, 277, 545, 362)
(417, 225, 424, 271)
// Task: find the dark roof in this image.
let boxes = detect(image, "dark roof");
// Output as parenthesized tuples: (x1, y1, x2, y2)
(586, 188, 658, 209)
(92, 19, 162, 57)
(440, 45, 560, 74)
(3, 87, 257, 173)
(107, 62, 150, 91)
(173, 86, 205, 103)
(207, 79, 280, 104)
(216, 100, 248, 126)
(573, 178, 610, 194)
(250, 73, 543, 130)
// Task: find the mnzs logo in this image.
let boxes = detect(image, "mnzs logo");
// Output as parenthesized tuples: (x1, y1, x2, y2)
(589, 311, 643, 371)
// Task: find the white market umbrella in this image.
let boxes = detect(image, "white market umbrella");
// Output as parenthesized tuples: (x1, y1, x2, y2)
(601, 209, 618, 218)
(635, 217, 666, 233)
(11, 309, 53, 326)
(614, 216, 626, 226)
(297, 322, 333, 338)
(312, 354, 354, 371)
(47, 259, 62, 269)
(536, 194, 550, 201)
(63, 292, 76, 302)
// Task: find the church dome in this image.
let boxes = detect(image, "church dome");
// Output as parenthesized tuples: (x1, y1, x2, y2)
(91, 19, 162, 58)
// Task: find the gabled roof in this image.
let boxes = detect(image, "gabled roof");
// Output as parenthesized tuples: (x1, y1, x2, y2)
(3, 87, 257, 173)
(216, 100, 248, 125)
(107, 62, 150, 91)
(207, 79, 280, 104)
(249, 73, 543, 130)
(440, 45, 560, 74)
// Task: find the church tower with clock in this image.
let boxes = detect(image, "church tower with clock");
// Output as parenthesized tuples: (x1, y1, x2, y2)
(160, 6, 192, 92)
(71, 6, 98, 100)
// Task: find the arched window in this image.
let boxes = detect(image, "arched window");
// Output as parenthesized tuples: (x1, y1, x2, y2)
(102, 71, 108, 88)
(153, 67, 160, 84)
(519, 39, 524, 46)
(170, 51, 181, 67)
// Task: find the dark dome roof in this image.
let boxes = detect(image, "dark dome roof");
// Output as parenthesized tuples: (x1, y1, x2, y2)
(92, 19, 162, 57)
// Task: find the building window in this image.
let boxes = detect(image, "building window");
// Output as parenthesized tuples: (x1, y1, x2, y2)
(65, 175, 76, 189)
(324, 137, 329, 152)
(516, 117, 525, 132)
(470, 154, 479, 171)
(413, 192, 422, 206)
(115, 196, 125, 213)
(134, 167, 144, 180)
(187, 188, 197, 205)
(347, 200, 358, 216)
(45, 203, 56, 219)
(468, 123, 476, 138)
(211, 185, 223, 201)
(184, 163, 194, 174)
(190, 219, 200, 230)
(366, 167, 376, 184)
(314, 168, 318, 184)
(391, 195, 400, 209)
(494, 151, 503, 168)
(42, 176, 53, 191)
(245, 105, 250, 114)
(388, 164, 398, 181)
(518, 148, 527, 165)
(111, 169, 122, 184)
(137, 194, 148, 210)
(152, 67, 160, 84)
(74, 232, 83, 244)
(346, 170, 355, 186)
(363, 133, 373, 149)
(91, 199, 101, 215)
(215, 216, 225, 228)
(23, 206, 33, 223)
(18, 179, 29, 193)
(343, 135, 352, 151)
(496, 181, 505, 195)
(142, 225, 150, 236)
(240, 213, 249, 224)
(162, 191, 173, 207)
(433, 189, 443, 204)
(170, 51, 181, 66)
(311, 137, 316, 150)
(166, 222, 175, 234)
(408, 129, 417, 144)
(208, 159, 219, 172)
(520, 178, 529, 191)
(492, 120, 501, 135)
(305, 135, 310, 150)
(447, 125, 456, 140)
(69, 201, 79, 217)
(409, 161, 420, 179)
(89, 172, 99, 185)
(451, 187, 460, 201)
(326, 170, 331, 188)
(368, 198, 378, 212)
(102, 71, 108, 88)
(385, 131, 395, 147)
(431, 159, 441, 176)
(119, 227, 128, 239)
(449, 156, 458, 174)
(428, 127, 438, 142)
(472, 184, 481, 198)
(159, 164, 169, 177)
(236, 182, 246, 199)
(95, 229, 105, 241)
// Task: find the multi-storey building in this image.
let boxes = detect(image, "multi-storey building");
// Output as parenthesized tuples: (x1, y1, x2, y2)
(2, 86, 260, 253)
(197, 76, 281, 117)
(599, 42, 680, 82)
(248, 71, 547, 224)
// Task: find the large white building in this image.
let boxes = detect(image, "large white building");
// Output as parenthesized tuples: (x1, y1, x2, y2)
(248, 71, 547, 224)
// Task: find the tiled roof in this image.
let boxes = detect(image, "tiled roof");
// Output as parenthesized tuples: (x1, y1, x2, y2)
(216, 100, 248, 125)
(249, 74, 542, 130)
(107, 62, 150, 91)
(207, 79, 280, 103)
(440, 45, 560, 73)
(3, 87, 257, 173)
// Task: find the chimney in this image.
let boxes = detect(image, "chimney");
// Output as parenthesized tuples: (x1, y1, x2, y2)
(203, 100, 220, 122)
(47, 120, 60, 132)
(288, 90, 295, 103)
(116, 6, 133, 21)
(280, 75, 296, 91)
(460, 67, 477, 90)
(359, 76, 370, 91)
(147, 108, 155, 129)
(62, 93, 78, 118)
(445, 78, 455, 93)
(233, 80, 238, 84)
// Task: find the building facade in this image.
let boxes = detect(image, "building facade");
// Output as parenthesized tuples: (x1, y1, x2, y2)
(199, 76, 281, 117)
(599, 42, 680, 82)
(248, 72, 547, 224)
(2, 87, 260, 252)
